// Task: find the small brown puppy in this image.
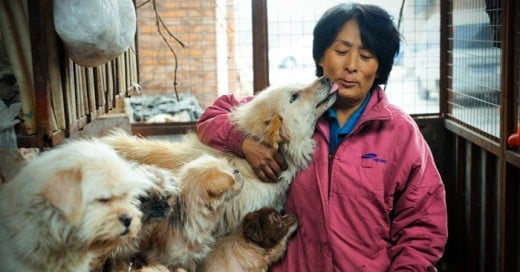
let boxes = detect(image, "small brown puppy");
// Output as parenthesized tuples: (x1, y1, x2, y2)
(198, 207, 298, 272)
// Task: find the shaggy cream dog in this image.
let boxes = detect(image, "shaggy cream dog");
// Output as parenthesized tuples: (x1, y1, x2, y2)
(0, 139, 154, 272)
(198, 207, 298, 272)
(101, 76, 336, 237)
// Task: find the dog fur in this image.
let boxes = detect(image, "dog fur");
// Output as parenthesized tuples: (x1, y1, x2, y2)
(198, 207, 298, 272)
(98, 154, 244, 271)
(0, 139, 154, 272)
(91, 163, 181, 272)
(101, 76, 336, 236)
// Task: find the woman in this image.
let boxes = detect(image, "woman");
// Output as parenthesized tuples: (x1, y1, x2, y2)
(197, 3, 447, 271)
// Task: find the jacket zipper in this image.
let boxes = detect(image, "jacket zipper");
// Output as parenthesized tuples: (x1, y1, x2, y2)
(327, 121, 371, 198)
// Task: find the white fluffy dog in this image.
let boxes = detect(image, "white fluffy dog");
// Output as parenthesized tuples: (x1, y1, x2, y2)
(0, 139, 155, 272)
(101, 76, 336, 236)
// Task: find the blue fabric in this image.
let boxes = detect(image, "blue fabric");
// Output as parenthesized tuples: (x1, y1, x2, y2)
(327, 91, 372, 153)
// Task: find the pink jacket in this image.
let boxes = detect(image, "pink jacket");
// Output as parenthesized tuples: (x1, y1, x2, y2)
(197, 87, 448, 272)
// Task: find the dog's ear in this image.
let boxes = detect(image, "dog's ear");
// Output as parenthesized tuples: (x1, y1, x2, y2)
(263, 113, 291, 150)
(242, 214, 264, 245)
(206, 171, 235, 199)
(43, 168, 83, 225)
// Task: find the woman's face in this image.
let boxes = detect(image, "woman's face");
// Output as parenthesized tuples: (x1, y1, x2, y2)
(319, 19, 379, 108)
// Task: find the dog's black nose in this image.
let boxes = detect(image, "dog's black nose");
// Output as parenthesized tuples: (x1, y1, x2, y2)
(119, 215, 132, 227)
(319, 76, 331, 86)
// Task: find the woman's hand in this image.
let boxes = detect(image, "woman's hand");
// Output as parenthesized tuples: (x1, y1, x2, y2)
(241, 136, 287, 183)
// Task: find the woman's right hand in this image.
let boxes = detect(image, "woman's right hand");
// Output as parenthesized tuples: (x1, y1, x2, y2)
(241, 136, 287, 183)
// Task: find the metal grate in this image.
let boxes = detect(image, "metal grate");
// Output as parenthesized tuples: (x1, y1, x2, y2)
(446, 2, 502, 138)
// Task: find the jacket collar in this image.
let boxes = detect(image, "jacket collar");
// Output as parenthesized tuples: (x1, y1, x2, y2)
(316, 86, 393, 138)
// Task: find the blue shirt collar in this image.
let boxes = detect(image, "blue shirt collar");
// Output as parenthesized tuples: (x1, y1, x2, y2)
(327, 91, 372, 152)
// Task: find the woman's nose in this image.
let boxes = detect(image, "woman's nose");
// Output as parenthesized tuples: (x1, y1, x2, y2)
(344, 52, 358, 72)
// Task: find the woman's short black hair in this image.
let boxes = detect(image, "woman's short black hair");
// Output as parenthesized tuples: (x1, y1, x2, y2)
(313, 2, 401, 87)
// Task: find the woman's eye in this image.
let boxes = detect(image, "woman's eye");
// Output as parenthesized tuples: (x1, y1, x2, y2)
(335, 50, 347, 55)
(289, 93, 299, 103)
(360, 51, 375, 59)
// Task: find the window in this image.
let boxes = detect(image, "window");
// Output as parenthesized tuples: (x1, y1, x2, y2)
(135, 0, 254, 123)
(134, 0, 446, 125)
(446, 6, 502, 138)
(267, 0, 441, 115)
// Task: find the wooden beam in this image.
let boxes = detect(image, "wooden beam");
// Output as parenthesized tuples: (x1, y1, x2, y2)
(28, 0, 53, 148)
(499, 0, 515, 270)
(131, 122, 197, 137)
(251, 0, 269, 93)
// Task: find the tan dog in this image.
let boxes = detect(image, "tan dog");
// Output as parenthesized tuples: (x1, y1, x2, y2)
(91, 164, 181, 272)
(0, 139, 154, 272)
(101, 76, 336, 237)
(198, 207, 298, 272)
(144, 154, 243, 271)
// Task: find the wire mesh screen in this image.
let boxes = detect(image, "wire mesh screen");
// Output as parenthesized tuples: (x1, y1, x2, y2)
(134, 0, 253, 123)
(134, 0, 450, 124)
(446, 1, 502, 138)
(134, 0, 506, 126)
(267, 0, 441, 115)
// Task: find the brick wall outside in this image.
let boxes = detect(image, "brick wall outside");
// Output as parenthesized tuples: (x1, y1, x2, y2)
(136, 0, 248, 109)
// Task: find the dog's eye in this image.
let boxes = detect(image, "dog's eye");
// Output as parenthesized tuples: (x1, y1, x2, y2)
(97, 197, 112, 203)
(289, 92, 299, 103)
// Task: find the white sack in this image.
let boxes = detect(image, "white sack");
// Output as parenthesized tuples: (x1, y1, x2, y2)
(53, 0, 136, 67)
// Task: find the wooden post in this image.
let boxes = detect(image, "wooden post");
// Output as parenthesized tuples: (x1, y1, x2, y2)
(252, 0, 269, 93)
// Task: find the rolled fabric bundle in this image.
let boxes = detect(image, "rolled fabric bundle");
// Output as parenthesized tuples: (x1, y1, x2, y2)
(53, 0, 136, 67)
